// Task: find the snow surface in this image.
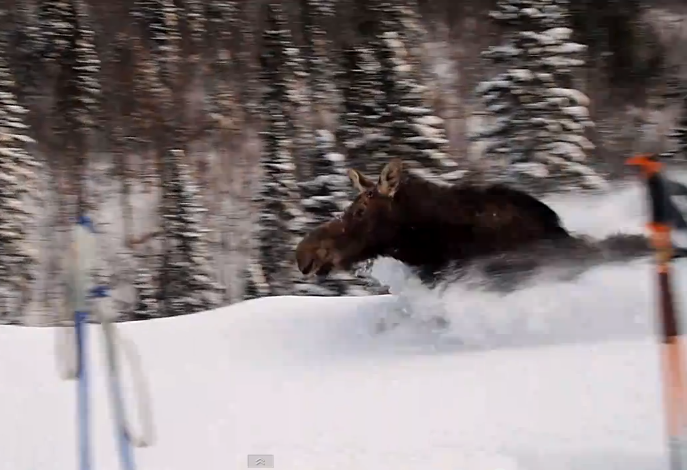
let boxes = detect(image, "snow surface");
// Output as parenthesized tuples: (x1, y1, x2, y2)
(3, 179, 687, 470)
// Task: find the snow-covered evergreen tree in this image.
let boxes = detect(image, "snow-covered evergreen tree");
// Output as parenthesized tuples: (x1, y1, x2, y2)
(276, 3, 310, 181)
(300, 131, 349, 220)
(130, 254, 160, 320)
(235, 2, 260, 122)
(241, 249, 270, 301)
(377, 20, 462, 183)
(37, 0, 74, 62)
(158, 149, 223, 316)
(0, 43, 40, 322)
(473, 0, 606, 192)
(7, 6, 44, 106)
(385, 0, 432, 94)
(207, 0, 238, 39)
(49, 0, 101, 215)
(68, 0, 100, 132)
(133, 0, 223, 316)
(181, 0, 206, 56)
(243, 2, 304, 298)
(295, 130, 385, 296)
(666, 92, 687, 160)
(337, 1, 459, 181)
(337, 44, 388, 175)
(133, 0, 181, 88)
(300, 0, 337, 119)
(206, 0, 238, 66)
(205, 0, 239, 303)
(130, 41, 165, 191)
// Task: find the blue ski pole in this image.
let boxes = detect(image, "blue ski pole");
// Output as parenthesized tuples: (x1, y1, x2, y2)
(91, 284, 137, 470)
(71, 215, 99, 470)
(75, 308, 91, 470)
(105, 331, 137, 470)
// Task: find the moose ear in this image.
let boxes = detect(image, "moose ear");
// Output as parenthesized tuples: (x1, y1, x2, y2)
(347, 168, 374, 193)
(378, 158, 403, 197)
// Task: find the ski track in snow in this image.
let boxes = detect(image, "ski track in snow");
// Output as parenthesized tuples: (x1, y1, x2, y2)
(1, 178, 686, 470)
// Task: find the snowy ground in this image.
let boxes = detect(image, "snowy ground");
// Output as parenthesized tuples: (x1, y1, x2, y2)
(3, 177, 687, 470)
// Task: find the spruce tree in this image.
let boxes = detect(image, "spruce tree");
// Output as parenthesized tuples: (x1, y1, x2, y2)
(134, 0, 181, 87)
(336, 46, 362, 168)
(386, 0, 433, 98)
(0, 40, 41, 322)
(207, 0, 238, 42)
(182, 0, 206, 56)
(337, 44, 388, 175)
(666, 92, 687, 160)
(242, 252, 270, 301)
(377, 18, 461, 183)
(300, 0, 337, 121)
(37, 0, 74, 63)
(338, 1, 458, 181)
(474, 0, 606, 192)
(243, 2, 304, 299)
(134, 0, 223, 316)
(235, 1, 260, 123)
(130, 254, 160, 320)
(49, 0, 101, 216)
(206, 0, 239, 303)
(159, 149, 223, 315)
(6, 5, 43, 108)
(278, 4, 310, 182)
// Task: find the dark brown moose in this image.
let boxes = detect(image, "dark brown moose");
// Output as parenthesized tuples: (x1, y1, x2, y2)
(295, 158, 582, 285)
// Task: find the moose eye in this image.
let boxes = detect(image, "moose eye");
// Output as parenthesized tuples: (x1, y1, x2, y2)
(353, 206, 365, 218)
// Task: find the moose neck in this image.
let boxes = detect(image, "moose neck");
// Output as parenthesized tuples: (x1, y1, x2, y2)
(393, 176, 468, 227)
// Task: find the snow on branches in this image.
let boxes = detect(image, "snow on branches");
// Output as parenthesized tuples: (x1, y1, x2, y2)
(474, 0, 607, 192)
(0, 47, 40, 320)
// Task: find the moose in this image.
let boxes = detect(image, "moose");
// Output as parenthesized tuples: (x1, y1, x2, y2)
(295, 158, 654, 289)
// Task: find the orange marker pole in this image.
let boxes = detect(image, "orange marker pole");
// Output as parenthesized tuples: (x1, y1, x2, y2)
(627, 154, 687, 470)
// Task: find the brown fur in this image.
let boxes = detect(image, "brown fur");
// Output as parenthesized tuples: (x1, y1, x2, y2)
(295, 159, 576, 284)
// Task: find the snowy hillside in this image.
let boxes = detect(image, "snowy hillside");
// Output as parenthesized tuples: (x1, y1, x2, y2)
(2, 178, 687, 470)
(0, 292, 678, 470)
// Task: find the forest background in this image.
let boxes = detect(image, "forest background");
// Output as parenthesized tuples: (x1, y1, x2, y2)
(0, 0, 686, 325)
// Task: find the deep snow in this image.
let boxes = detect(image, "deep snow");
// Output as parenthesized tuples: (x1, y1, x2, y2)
(2, 178, 687, 470)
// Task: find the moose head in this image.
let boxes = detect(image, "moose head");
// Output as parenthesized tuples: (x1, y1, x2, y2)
(295, 159, 406, 277)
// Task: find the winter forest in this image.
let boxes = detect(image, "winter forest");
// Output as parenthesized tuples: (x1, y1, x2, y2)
(0, 0, 686, 325)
